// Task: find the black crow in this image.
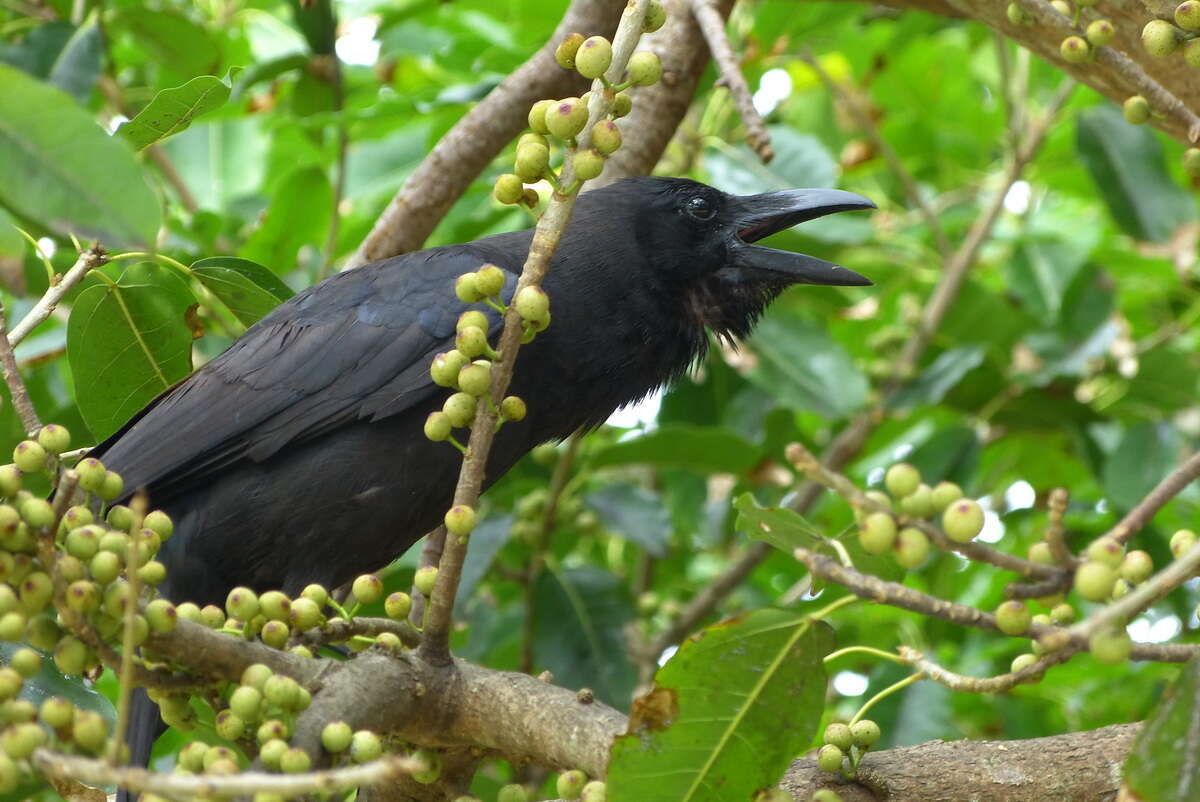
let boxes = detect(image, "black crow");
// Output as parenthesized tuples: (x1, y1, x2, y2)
(100, 176, 872, 797)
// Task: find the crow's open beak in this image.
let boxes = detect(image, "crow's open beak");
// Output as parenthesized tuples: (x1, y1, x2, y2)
(729, 188, 876, 287)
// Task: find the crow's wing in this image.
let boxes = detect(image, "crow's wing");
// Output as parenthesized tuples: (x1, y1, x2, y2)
(93, 247, 513, 498)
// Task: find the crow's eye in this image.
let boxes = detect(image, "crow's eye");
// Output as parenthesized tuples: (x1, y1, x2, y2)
(685, 196, 715, 220)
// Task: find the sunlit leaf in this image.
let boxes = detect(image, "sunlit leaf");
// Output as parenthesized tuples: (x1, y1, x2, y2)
(191, 256, 294, 326)
(119, 74, 232, 151)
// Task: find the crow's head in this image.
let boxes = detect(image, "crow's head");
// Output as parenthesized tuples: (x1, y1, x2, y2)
(580, 177, 874, 338)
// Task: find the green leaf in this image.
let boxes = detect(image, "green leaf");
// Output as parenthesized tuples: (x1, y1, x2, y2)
(67, 263, 196, 440)
(454, 514, 512, 614)
(607, 610, 833, 802)
(1101, 422, 1179, 512)
(239, 166, 332, 273)
(162, 118, 268, 212)
(591, 425, 761, 475)
(1124, 656, 1200, 801)
(889, 345, 985, 410)
(112, 8, 221, 80)
(747, 312, 867, 418)
(45, 13, 102, 103)
(1007, 238, 1088, 325)
(532, 566, 635, 706)
(733, 492, 824, 553)
(191, 256, 294, 326)
(119, 74, 232, 151)
(0, 206, 23, 260)
(0, 64, 161, 248)
(1075, 105, 1196, 243)
(585, 484, 671, 557)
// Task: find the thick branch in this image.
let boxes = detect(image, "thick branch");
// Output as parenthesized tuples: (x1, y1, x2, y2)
(778, 723, 1140, 802)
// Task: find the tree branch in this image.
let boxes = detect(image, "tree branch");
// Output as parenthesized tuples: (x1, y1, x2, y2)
(689, 0, 772, 162)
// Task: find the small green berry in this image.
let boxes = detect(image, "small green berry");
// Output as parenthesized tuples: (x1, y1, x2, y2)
(457, 362, 491, 397)
(350, 729, 383, 763)
(1049, 0, 1069, 13)
(444, 504, 476, 536)
(215, 709, 245, 740)
(995, 600, 1031, 635)
(823, 722, 852, 750)
(546, 97, 589, 140)
(494, 174, 524, 205)
(475, 265, 506, 297)
(942, 499, 984, 543)
(18, 497, 53, 529)
(1184, 39, 1200, 68)
(10, 647, 40, 678)
(575, 36, 613, 79)
(1006, 2, 1033, 25)
(894, 527, 930, 569)
(850, 719, 881, 747)
(229, 685, 263, 721)
(1179, 0, 1200, 30)
(72, 709, 107, 753)
(53, 635, 90, 675)
(1086, 537, 1124, 568)
(414, 566, 438, 596)
(36, 424, 70, 455)
(289, 596, 323, 630)
(322, 720, 353, 752)
(1123, 95, 1151, 124)
(259, 590, 291, 621)
(241, 663, 273, 689)
(455, 325, 489, 358)
(226, 587, 261, 621)
(106, 504, 133, 531)
(12, 441, 46, 473)
(515, 142, 550, 183)
(1050, 603, 1076, 625)
(501, 395, 527, 421)
(528, 99, 554, 134)
(1184, 148, 1200, 178)
(442, 392, 478, 428)
(611, 92, 633, 118)
(1086, 19, 1116, 47)
(499, 785, 530, 802)
(280, 747, 311, 773)
(1010, 653, 1039, 673)
(259, 738, 288, 768)
(557, 769, 588, 799)
(424, 412, 452, 442)
(899, 483, 936, 518)
(1170, 529, 1197, 558)
(884, 463, 921, 499)
(590, 120, 622, 155)
(410, 748, 442, 784)
(260, 620, 289, 648)
(556, 33, 585, 70)
(858, 512, 897, 555)
(1059, 36, 1090, 64)
(573, 149, 605, 181)
(263, 674, 301, 709)
(514, 286, 550, 323)
(1074, 561, 1118, 602)
(644, 0, 667, 32)
(431, 350, 470, 388)
(455, 272, 483, 303)
(385, 591, 412, 620)
(99, 470, 124, 501)
(816, 743, 844, 773)
(1143, 19, 1180, 57)
(627, 51, 661, 86)
(0, 465, 19, 496)
(1027, 542, 1054, 565)
(146, 598, 178, 633)
(581, 780, 606, 802)
(352, 573, 383, 605)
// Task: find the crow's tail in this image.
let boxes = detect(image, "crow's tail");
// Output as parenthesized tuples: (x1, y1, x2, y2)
(115, 688, 164, 802)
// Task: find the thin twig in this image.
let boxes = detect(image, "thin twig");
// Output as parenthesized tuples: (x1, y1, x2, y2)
(690, 0, 772, 162)
(33, 748, 421, 797)
(1065, 538, 1200, 644)
(786, 442, 1057, 579)
(420, 0, 653, 665)
(292, 616, 421, 650)
(0, 299, 41, 433)
(1106, 451, 1200, 546)
(801, 50, 950, 258)
(899, 645, 1076, 693)
(9, 246, 104, 347)
(108, 494, 146, 765)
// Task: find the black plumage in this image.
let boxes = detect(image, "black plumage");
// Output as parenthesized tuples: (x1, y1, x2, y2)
(101, 176, 872, 799)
